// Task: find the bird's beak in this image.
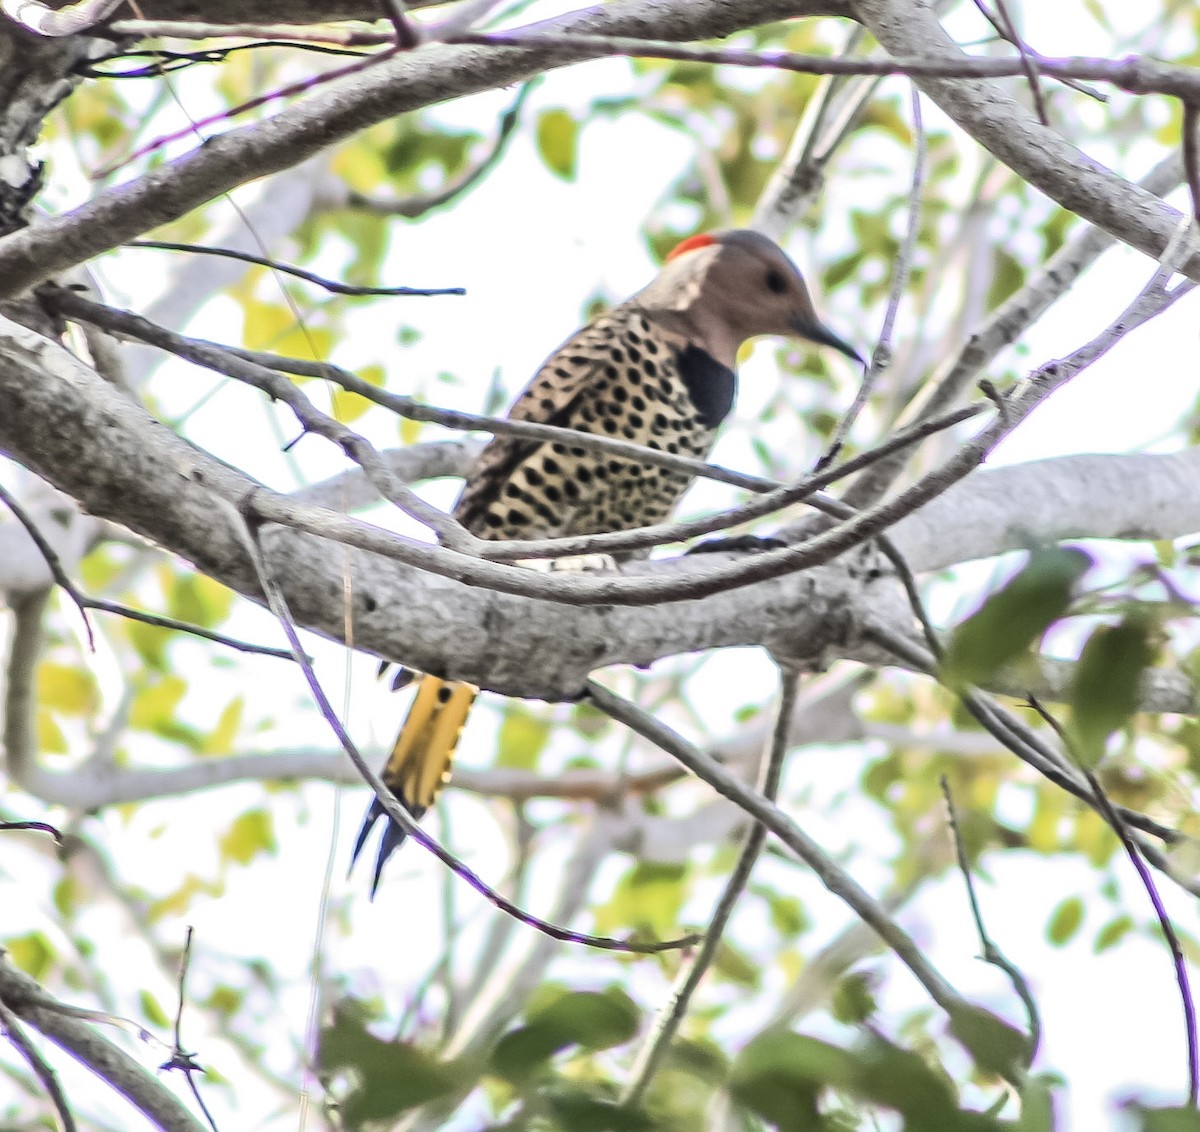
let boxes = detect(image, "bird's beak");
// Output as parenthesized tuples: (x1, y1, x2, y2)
(794, 315, 864, 367)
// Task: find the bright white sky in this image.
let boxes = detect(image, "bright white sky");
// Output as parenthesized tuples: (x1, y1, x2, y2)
(4, 1, 1200, 1129)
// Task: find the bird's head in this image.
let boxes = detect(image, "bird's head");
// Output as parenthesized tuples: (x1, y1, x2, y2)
(643, 229, 862, 369)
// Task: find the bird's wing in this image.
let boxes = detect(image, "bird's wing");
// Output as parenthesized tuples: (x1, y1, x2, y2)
(454, 308, 629, 534)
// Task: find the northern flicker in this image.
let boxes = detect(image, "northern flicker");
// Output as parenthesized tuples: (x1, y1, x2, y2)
(353, 229, 860, 894)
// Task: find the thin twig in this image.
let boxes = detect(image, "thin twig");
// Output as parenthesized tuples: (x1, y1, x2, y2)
(621, 664, 803, 1106)
(940, 776, 1040, 1062)
(81, 41, 374, 80)
(95, 47, 395, 179)
(47, 289, 475, 552)
(1026, 698, 1199, 1107)
(159, 927, 218, 1132)
(821, 87, 926, 468)
(585, 680, 969, 1017)
(126, 241, 464, 297)
(224, 498, 697, 956)
(974, 0, 1050, 126)
(464, 404, 982, 562)
(0, 483, 295, 661)
(380, 0, 420, 49)
(446, 30, 1200, 100)
(347, 81, 532, 218)
(59, 294, 783, 498)
(0, 996, 78, 1132)
(0, 819, 64, 843)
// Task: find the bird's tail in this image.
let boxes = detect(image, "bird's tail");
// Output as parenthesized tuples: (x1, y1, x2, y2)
(351, 675, 478, 896)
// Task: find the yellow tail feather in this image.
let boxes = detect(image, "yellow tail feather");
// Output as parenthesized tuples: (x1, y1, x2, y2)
(383, 675, 478, 813)
(351, 674, 478, 896)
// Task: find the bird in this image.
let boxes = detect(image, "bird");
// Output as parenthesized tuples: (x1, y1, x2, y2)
(352, 228, 860, 895)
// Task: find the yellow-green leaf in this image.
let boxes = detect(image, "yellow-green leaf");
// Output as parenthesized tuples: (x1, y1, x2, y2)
(536, 108, 578, 180)
(1094, 914, 1134, 953)
(203, 696, 244, 755)
(1047, 895, 1084, 945)
(38, 661, 98, 716)
(495, 708, 551, 770)
(331, 386, 374, 423)
(130, 675, 187, 731)
(140, 989, 170, 1028)
(7, 932, 55, 980)
(169, 573, 235, 629)
(37, 708, 68, 754)
(219, 809, 276, 866)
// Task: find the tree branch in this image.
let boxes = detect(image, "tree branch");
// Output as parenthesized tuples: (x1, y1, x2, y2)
(0, 0, 841, 297)
(0, 955, 207, 1132)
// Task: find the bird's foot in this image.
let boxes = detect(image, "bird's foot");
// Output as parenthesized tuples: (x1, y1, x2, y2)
(547, 553, 621, 573)
(687, 534, 788, 556)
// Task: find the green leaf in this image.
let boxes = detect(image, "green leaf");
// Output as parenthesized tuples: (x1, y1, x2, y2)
(948, 1003, 1031, 1078)
(831, 972, 878, 1025)
(752, 884, 809, 936)
(7, 932, 55, 981)
(496, 707, 551, 770)
(713, 940, 760, 988)
(490, 989, 640, 1081)
(941, 546, 1093, 688)
(729, 1032, 835, 1130)
(595, 861, 688, 939)
(130, 675, 188, 732)
(1094, 913, 1134, 953)
(139, 989, 170, 1028)
(128, 618, 172, 670)
(544, 1087, 657, 1131)
(169, 573, 234, 629)
(202, 696, 243, 755)
(1046, 895, 1084, 946)
(1134, 1106, 1200, 1131)
(1015, 1075, 1056, 1131)
(219, 809, 277, 866)
(38, 661, 98, 715)
(536, 108, 578, 179)
(987, 246, 1027, 309)
(1068, 613, 1157, 767)
(37, 708, 68, 754)
(320, 1006, 471, 1124)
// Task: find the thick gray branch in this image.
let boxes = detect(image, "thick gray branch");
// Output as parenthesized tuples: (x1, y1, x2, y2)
(0, 313, 909, 701)
(892, 449, 1200, 571)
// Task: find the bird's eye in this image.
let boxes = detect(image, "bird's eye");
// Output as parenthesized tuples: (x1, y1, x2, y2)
(765, 269, 788, 294)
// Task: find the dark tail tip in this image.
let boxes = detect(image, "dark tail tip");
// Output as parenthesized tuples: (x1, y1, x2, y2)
(349, 796, 421, 899)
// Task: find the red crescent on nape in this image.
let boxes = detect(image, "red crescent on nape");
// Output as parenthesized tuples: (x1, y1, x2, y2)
(665, 232, 718, 261)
